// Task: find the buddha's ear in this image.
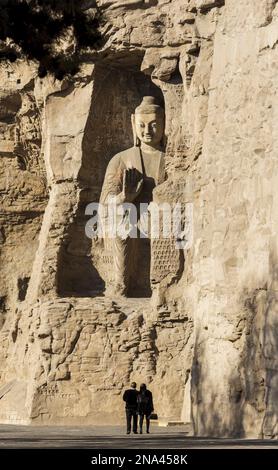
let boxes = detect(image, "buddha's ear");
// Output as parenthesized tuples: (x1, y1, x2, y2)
(131, 114, 140, 147)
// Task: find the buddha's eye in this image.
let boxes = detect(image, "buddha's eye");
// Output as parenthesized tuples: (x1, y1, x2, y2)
(140, 123, 145, 128)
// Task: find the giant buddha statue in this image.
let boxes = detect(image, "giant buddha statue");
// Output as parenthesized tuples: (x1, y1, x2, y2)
(99, 96, 166, 296)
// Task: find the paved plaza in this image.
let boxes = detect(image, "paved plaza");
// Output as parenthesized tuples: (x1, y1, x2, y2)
(0, 425, 277, 449)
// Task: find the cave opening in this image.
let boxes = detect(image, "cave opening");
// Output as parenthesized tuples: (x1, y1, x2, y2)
(57, 52, 164, 298)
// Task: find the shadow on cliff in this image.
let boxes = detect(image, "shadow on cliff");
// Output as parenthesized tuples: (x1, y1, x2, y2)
(238, 249, 278, 439)
(191, 249, 278, 438)
(190, 330, 245, 438)
(56, 192, 105, 298)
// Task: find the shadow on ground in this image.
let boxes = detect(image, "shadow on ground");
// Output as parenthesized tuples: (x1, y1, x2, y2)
(0, 425, 277, 449)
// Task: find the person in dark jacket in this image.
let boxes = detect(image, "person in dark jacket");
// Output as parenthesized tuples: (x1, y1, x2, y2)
(123, 382, 139, 434)
(137, 383, 154, 434)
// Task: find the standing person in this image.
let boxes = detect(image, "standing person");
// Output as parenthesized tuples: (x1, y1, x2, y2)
(123, 382, 139, 434)
(137, 383, 154, 434)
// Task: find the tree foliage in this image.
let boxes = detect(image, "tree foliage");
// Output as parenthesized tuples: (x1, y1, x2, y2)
(0, 0, 101, 79)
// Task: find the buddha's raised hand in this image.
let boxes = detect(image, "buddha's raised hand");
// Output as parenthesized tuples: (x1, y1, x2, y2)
(123, 168, 143, 202)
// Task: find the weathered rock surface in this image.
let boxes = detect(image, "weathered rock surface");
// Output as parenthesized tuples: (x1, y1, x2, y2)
(0, 0, 278, 437)
(0, 296, 192, 424)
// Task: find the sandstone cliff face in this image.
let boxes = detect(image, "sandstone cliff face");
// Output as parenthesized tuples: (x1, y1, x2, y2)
(0, 0, 277, 438)
(190, 0, 278, 438)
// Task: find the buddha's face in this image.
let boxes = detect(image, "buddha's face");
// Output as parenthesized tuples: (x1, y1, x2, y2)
(134, 112, 164, 146)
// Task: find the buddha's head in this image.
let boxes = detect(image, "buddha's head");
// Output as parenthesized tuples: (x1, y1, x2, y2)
(132, 96, 165, 148)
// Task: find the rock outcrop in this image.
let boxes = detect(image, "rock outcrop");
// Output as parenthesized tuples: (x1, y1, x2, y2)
(0, 0, 278, 438)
